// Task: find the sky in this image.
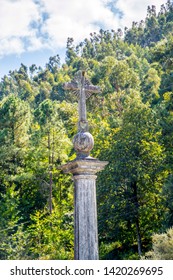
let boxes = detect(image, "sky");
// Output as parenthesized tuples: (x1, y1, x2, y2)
(0, 0, 168, 78)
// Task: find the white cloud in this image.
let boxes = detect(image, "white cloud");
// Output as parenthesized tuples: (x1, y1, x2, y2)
(0, 0, 168, 58)
(0, 0, 39, 38)
(115, 0, 166, 28)
(40, 0, 119, 48)
(0, 0, 42, 56)
(0, 37, 24, 57)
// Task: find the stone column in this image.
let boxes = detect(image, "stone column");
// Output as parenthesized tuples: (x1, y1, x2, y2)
(61, 71, 108, 259)
(61, 158, 107, 260)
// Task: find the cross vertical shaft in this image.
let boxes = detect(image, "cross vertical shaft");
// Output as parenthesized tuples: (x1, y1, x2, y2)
(78, 72, 88, 132)
(63, 70, 100, 132)
(79, 72, 87, 122)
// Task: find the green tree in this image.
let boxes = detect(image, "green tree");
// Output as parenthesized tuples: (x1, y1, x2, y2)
(26, 205, 73, 260)
(141, 67, 161, 103)
(0, 95, 30, 184)
(32, 99, 72, 214)
(96, 91, 166, 258)
(0, 185, 21, 259)
(145, 227, 173, 259)
(46, 55, 60, 74)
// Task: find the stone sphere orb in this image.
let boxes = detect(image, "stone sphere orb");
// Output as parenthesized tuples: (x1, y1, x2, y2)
(73, 132, 94, 155)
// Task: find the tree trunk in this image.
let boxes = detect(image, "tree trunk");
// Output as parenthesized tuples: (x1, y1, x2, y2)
(49, 169, 53, 214)
(48, 130, 53, 214)
(131, 182, 142, 256)
(135, 218, 142, 256)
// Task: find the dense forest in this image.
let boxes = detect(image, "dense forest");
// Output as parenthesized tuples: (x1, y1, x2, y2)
(0, 0, 173, 260)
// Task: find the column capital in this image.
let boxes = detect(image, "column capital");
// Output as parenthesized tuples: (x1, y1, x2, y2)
(60, 158, 108, 176)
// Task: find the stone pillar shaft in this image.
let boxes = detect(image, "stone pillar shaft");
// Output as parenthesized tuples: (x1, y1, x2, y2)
(74, 175, 98, 260)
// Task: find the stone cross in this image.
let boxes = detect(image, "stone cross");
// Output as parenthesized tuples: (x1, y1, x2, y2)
(64, 70, 100, 132)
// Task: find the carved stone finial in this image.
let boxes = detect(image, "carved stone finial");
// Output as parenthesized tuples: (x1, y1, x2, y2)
(73, 132, 94, 158)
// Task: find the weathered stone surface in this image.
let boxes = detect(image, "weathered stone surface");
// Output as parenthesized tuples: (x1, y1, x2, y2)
(61, 70, 108, 260)
(63, 70, 100, 133)
(73, 132, 94, 158)
(61, 158, 108, 260)
(74, 175, 98, 260)
(61, 158, 108, 175)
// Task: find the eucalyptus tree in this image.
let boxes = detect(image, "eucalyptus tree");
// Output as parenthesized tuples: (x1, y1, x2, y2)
(33, 99, 72, 214)
(96, 91, 167, 258)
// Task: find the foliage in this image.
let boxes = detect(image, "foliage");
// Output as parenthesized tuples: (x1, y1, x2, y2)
(27, 206, 74, 260)
(96, 91, 167, 257)
(145, 227, 173, 259)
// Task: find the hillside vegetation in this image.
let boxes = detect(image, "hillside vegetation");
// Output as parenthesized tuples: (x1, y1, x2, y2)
(0, 1, 173, 259)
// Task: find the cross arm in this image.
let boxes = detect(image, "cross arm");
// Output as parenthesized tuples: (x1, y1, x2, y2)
(63, 82, 78, 91)
(84, 85, 100, 93)
(63, 82, 100, 94)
